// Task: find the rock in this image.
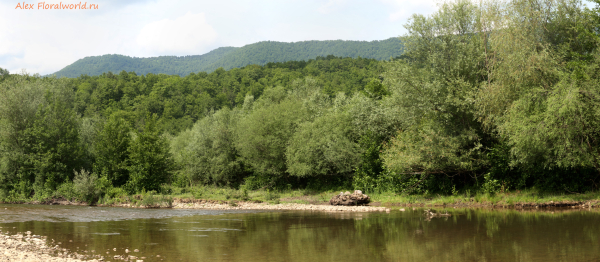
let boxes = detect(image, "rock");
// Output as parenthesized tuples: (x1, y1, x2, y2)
(329, 190, 370, 206)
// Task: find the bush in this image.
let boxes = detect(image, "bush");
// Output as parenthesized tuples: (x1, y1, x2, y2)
(140, 191, 173, 208)
(225, 189, 250, 201)
(481, 173, 500, 196)
(192, 186, 204, 199)
(105, 186, 127, 199)
(55, 182, 77, 201)
(73, 169, 99, 203)
(265, 189, 280, 201)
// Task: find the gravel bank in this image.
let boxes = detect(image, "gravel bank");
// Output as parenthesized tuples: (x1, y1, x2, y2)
(0, 231, 106, 262)
(172, 199, 391, 212)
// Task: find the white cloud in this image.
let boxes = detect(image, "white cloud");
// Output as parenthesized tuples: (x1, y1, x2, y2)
(136, 12, 217, 54)
(317, 0, 347, 14)
(379, 0, 439, 21)
(0, 0, 443, 75)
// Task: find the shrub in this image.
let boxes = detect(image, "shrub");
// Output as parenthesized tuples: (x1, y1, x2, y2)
(55, 182, 77, 201)
(482, 173, 501, 196)
(265, 189, 280, 201)
(192, 186, 204, 199)
(73, 169, 99, 203)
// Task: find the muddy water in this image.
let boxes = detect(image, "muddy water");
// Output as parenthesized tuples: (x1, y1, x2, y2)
(1, 204, 600, 262)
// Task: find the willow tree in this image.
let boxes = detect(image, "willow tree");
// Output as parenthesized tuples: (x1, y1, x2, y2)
(382, 0, 489, 190)
(474, 0, 600, 190)
(170, 107, 244, 186)
(383, 0, 600, 192)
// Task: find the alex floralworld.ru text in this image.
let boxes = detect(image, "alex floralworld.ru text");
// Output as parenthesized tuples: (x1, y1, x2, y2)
(15, 2, 98, 10)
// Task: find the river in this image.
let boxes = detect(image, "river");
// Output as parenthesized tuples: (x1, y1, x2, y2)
(1, 204, 599, 261)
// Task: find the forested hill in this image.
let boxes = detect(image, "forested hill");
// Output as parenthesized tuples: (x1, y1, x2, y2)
(52, 38, 403, 77)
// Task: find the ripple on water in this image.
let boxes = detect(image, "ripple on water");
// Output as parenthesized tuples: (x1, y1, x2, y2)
(0, 204, 256, 223)
(188, 228, 242, 232)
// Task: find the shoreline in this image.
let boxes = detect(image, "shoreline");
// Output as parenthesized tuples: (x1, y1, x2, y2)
(171, 199, 391, 212)
(2, 189, 600, 211)
(2, 197, 599, 211)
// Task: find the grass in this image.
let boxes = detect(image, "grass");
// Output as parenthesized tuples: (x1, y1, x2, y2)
(181, 186, 584, 207)
(7, 184, 600, 208)
(349, 188, 600, 207)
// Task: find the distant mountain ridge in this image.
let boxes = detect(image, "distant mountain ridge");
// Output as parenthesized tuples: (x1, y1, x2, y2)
(52, 38, 403, 77)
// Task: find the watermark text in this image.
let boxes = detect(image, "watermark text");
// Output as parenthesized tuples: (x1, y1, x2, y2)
(15, 2, 98, 10)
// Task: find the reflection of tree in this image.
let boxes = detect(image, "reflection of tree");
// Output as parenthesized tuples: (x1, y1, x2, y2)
(10, 208, 600, 262)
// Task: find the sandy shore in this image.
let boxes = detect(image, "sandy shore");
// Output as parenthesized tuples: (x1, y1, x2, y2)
(171, 199, 391, 212)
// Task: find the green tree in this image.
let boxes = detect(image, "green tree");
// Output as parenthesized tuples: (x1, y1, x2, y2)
(28, 89, 83, 195)
(286, 102, 361, 177)
(0, 75, 46, 197)
(0, 76, 83, 198)
(170, 107, 244, 186)
(362, 78, 389, 100)
(94, 112, 132, 186)
(126, 114, 174, 193)
(0, 67, 9, 81)
(380, 0, 498, 193)
(472, 0, 600, 190)
(235, 95, 306, 177)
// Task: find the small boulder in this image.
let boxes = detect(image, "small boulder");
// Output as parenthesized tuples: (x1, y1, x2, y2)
(329, 190, 370, 206)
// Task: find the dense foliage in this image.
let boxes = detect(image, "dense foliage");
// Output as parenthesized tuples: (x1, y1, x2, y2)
(0, 0, 598, 203)
(381, 0, 600, 193)
(52, 38, 403, 78)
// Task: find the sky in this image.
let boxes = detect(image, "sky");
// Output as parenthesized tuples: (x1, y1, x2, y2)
(0, 0, 440, 75)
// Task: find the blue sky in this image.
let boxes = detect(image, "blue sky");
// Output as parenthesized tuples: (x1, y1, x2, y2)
(0, 0, 439, 75)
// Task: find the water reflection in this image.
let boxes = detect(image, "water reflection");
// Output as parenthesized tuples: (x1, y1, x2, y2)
(1, 205, 599, 262)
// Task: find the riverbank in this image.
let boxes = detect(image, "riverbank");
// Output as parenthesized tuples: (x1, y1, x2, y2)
(154, 188, 600, 210)
(369, 189, 600, 209)
(2, 188, 600, 211)
(171, 199, 390, 212)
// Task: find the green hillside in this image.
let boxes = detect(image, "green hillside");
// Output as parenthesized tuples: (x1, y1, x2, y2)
(52, 38, 403, 77)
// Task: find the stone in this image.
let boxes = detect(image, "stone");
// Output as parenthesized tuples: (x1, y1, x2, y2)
(329, 190, 370, 206)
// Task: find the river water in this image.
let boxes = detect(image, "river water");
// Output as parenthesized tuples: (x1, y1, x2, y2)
(1, 204, 599, 262)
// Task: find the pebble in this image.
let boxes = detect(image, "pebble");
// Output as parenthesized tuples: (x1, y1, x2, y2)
(172, 200, 390, 212)
(0, 233, 101, 262)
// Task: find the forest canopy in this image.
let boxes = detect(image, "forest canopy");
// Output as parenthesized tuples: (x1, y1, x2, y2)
(52, 38, 404, 78)
(0, 0, 598, 203)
